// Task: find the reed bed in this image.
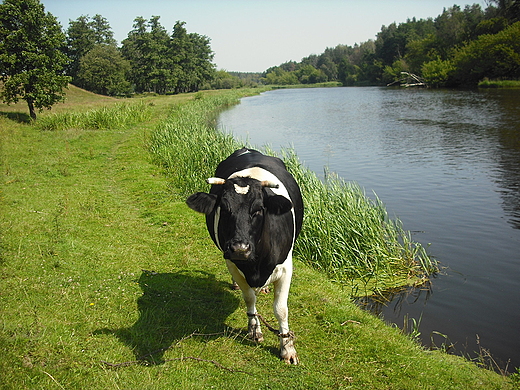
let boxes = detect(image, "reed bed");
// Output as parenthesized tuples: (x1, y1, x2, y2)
(37, 101, 152, 131)
(149, 90, 438, 293)
(149, 91, 245, 196)
(282, 149, 436, 293)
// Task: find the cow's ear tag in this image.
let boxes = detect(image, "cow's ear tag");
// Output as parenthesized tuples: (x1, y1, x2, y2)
(266, 195, 292, 215)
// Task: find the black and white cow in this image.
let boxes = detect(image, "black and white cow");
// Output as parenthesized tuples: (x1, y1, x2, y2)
(186, 148, 303, 364)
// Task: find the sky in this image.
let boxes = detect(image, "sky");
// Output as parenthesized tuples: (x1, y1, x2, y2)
(41, 0, 489, 73)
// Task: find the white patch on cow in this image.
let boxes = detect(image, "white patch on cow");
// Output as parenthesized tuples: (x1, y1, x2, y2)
(214, 206, 222, 251)
(234, 183, 250, 195)
(229, 167, 297, 245)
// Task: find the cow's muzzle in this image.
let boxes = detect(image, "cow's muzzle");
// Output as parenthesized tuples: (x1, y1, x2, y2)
(226, 241, 252, 261)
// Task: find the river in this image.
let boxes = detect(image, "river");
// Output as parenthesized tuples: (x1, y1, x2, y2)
(218, 86, 520, 371)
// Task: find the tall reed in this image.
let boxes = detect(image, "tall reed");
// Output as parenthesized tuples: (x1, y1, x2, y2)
(149, 90, 438, 293)
(149, 91, 245, 197)
(282, 149, 437, 293)
(37, 101, 152, 131)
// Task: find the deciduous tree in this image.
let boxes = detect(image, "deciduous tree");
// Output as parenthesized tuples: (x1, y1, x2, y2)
(65, 14, 116, 84)
(77, 44, 131, 96)
(0, 0, 70, 119)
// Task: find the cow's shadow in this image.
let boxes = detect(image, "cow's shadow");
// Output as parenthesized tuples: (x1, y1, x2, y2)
(95, 270, 241, 364)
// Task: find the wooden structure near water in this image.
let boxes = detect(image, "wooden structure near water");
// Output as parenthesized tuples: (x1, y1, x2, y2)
(387, 72, 427, 87)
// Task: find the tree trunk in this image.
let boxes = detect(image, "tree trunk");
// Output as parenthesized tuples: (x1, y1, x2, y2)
(27, 98, 36, 120)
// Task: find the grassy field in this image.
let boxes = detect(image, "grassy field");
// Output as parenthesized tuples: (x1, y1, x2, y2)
(1, 86, 516, 389)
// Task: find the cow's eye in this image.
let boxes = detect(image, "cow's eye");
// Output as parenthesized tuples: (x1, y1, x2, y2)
(251, 209, 263, 219)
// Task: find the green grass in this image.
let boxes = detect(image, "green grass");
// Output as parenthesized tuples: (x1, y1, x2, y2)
(478, 79, 520, 88)
(36, 101, 153, 131)
(281, 151, 436, 295)
(1, 87, 516, 389)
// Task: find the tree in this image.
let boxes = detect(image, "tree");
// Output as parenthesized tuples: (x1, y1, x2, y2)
(263, 67, 299, 85)
(76, 44, 131, 96)
(167, 21, 215, 93)
(148, 16, 175, 94)
(0, 0, 70, 120)
(183, 31, 215, 91)
(449, 21, 520, 85)
(489, 0, 520, 23)
(338, 58, 358, 86)
(421, 57, 454, 87)
(297, 64, 327, 84)
(65, 14, 116, 84)
(211, 70, 243, 89)
(122, 16, 176, 94)
(121, 17, 152, 93)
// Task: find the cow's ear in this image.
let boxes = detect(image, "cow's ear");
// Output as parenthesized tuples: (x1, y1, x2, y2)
(186, 192, 217, 215)
(266, 195, 292, 215)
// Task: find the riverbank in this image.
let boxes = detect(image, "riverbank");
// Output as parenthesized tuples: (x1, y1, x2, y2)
(148, 89, 437, 294)
(478, 79, 520, 88)
(1, 86, 516, 388)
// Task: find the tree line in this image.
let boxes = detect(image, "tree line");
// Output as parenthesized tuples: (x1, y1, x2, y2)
(2, 0, 519, 119)
(68, 16, 218, 96)
(0, 0, 230, 119)
(262, 1, 520, 87)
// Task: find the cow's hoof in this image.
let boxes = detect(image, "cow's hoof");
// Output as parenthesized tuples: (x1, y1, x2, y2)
(280, 332, 298, 364)
(281, 352, 299, 365)
(249, 331, 264, 343)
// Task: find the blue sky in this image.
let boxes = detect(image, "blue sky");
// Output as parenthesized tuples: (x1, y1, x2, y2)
(41, 0, 488, 72)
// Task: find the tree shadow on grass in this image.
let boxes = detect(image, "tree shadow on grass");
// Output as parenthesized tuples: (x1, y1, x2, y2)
(0, 111, 32, 123)
(95, 270, 241, 365)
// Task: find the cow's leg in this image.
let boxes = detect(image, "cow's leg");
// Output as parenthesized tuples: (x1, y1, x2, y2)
(272, 255, 298, 365)
(226, 260, 263, 342)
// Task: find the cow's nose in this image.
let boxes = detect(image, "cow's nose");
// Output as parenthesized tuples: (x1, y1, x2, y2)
(230, 241, 252, 260)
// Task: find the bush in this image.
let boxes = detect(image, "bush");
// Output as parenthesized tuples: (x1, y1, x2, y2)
(421, 58, 455, 87)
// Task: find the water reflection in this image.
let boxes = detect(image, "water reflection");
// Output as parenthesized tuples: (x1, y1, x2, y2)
(355, 282, 433, 318)
(487, 90, 520, 229)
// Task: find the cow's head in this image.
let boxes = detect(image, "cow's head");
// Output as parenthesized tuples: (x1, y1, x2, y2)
(186, 176, 293, 262)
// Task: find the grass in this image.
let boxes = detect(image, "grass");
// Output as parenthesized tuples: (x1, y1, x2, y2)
(478, 79, 520, 88)
(148, 88, 273, 198)
(281, 151, 435, 295)
(36, 101, 153, 131)
(1, 86, 517, 389)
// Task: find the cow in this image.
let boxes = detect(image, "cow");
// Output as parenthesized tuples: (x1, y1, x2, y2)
(186, 148, 304, 364)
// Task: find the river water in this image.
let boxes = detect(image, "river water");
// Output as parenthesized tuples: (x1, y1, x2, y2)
(218, 87, 520, 370)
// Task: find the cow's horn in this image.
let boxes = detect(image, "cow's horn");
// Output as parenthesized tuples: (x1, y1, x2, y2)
(206, 177, 226, 185)
(261, 180, 279, 189)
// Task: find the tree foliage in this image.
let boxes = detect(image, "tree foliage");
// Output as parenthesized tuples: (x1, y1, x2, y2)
(65, 14, 116, 83)
(76, 44, 131, 96)
(263, 2, 520, 88)
(450, 21, 520, 85)
(0, 0, 71, 119)
(121, 18, 214, 94)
